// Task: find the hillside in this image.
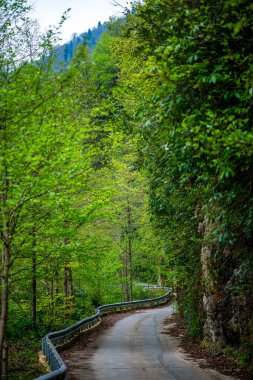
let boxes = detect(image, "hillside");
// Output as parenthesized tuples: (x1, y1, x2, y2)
(54, 21, 107, 69)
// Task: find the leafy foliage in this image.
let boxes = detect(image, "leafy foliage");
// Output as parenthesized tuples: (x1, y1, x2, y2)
(113, 0, 253, 367)
(1, 0, 253, 377)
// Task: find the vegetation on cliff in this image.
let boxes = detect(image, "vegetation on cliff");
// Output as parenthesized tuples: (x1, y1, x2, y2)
(113, 0, 253, 370)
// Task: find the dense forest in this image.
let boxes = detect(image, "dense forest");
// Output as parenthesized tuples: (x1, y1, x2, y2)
(0, 0, 253, 379)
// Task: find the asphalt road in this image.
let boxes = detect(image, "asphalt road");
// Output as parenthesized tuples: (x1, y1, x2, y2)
(68, 305, 235, 380)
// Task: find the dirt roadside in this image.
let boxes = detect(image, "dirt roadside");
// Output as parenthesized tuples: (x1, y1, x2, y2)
(162, 313, 252, 380)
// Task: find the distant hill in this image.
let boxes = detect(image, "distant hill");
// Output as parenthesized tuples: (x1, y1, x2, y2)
(54, 21, 107, 70)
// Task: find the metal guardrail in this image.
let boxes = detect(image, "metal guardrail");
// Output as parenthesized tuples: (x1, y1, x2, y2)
(35, 288, 173, 380)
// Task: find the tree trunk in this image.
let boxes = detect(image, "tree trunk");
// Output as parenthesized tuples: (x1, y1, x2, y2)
(0, 234, 10, 377)
(31, 236, 37, 330)
(127, 235, 133, 301)
(0, 128, 10, 377)
(55, 269, 59, 294)
(64, 266, 74, 313)
(157, 257, 165, 286)
(2, 340, 8, 380)
(127, 200, 133, 301)
(121, 250, 130, 302)
(120, 199, 134, 302)
(64, 266, 73, 298)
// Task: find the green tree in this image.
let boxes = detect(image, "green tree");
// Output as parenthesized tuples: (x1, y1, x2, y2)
(0, 1, 89, 376)
(116, 0, 253, 361)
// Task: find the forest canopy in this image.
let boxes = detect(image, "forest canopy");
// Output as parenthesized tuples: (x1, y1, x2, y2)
(0, 0, 253, 378)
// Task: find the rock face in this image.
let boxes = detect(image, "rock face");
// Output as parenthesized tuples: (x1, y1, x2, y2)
(200, 227, 253, 355)
(201, 242, 225, 344)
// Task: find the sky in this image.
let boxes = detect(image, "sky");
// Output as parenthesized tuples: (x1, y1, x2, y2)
(29, 0, 130, 42)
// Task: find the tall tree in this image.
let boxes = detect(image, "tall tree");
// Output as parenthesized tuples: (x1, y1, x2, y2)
(0, 1, 86, 375)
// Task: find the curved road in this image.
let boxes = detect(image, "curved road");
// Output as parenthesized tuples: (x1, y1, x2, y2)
(68, 305, 235, 380)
